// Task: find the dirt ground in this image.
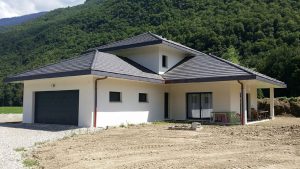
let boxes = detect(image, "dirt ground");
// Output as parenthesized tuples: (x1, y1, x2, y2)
(30, 117, 300, 169)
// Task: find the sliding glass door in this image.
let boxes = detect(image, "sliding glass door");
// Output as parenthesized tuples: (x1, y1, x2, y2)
(187, 94, 201, 118)
(187, 92, 213, 119)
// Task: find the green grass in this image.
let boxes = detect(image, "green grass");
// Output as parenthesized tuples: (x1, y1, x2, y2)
(23, 159, 39, 167)
(0, 107, 22, 114)
(14, 147, 25, 152)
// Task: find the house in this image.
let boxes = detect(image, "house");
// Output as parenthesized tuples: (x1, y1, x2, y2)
(5, 32, 286, 127)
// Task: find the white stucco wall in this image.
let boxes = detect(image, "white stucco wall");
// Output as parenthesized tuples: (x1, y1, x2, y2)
(22, 74, 259, 128)
(230, 82, 242, 114)
(111, 45, 187, 75)
(23, 75, 94, 127)
(96, 78, 165, 127)
(158, 45, 186, 74)
(167, 81, 247, 120)
(112, 46, 160, 73)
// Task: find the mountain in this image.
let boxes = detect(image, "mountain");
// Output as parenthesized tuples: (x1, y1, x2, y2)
(0, 12, 47, 27)
(0, 0, 299, 106)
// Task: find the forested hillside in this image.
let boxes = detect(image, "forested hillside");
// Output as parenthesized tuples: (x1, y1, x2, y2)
(0, 12, 47, 27)
(0, 0, 299, 106)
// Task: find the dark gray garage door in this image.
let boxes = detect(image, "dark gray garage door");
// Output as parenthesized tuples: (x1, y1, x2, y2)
(34, 90, 79, 125)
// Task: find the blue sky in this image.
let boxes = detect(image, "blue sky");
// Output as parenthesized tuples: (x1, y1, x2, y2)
(0, 0, 85, 19)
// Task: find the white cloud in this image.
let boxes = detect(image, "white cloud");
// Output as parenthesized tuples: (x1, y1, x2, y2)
(0, 0, 85, 19)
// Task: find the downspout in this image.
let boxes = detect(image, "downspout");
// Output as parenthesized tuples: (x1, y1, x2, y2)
(94, 77, 107, 127)
(237, 80, 244, 125)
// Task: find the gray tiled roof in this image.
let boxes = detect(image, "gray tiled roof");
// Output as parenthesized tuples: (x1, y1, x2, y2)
(91, 51, 163, 82)
(162, 54, 251, 80)
(5, 51, 96, 82)
(4, 50, 163, 83)
(94, 32, 200, 55)
(163, 53, 286, 87)
(5, 32, 286, 87)
(93, 32, 162, 52)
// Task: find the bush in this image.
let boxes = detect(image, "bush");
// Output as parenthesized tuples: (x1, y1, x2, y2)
(258, 97, 300, 116)
(23, 159, 39, 167)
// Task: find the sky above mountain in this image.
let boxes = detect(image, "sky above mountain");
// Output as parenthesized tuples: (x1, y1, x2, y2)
(0, 0, 85, 19)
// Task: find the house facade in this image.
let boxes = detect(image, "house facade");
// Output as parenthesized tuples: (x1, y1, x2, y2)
(5, 33, 286, 127)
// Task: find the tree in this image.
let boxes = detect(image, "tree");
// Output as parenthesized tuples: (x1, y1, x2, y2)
(221, 46, 240, 64)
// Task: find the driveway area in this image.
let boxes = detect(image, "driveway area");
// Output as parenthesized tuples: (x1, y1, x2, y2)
(31, 117, 300, 169)
(0, 115, 98, 169)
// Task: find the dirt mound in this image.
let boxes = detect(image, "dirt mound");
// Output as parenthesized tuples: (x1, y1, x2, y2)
(258, 97, 300, 117)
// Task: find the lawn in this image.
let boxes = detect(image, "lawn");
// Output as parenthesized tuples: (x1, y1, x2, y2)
(0, 107, 23, 114)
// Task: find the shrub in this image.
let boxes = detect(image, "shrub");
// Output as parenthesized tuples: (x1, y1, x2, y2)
(23, 159, 39, 167)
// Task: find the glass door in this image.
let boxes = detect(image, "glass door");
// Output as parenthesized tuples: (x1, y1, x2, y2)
(187, 93, 213, 119)
(201, 93, 213, 118)
(187, 94, 201, 119)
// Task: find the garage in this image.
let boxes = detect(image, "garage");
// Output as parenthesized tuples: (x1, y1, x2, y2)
(34, 90, 79, 125)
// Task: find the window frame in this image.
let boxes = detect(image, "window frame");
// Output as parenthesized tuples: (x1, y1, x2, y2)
(186, 92, 213, 119)
(138, 93, 148, 103)
(109, 91, 122, 102)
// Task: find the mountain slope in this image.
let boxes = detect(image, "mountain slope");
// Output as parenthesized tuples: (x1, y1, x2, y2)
(0, 0, 299, 106)
(0, 12, 47, 27)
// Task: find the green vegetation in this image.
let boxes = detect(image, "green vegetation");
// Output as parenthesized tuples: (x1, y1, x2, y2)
(23, 158, 39, 168)
(0, 107, 22, 114)
(14, 147, 26, 152)
(34, 141, 46, 146)
(0, 0, 299, 106)
(152, 121, 170, 125)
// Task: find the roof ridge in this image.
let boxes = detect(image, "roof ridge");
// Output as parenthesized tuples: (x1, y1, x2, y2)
(90, 50, 99, 70)
(149, 32, 206, 55)
(147, 32, 164, 40)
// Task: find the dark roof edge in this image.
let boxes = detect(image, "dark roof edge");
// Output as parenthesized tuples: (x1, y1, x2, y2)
(97, 40, 162, 52)
(4, 69, 164, 84)
(91, 70, 164, 84)
(4, 70, 286, 87)
(165, 75, 256, 84)
(3, 70, 92, 83)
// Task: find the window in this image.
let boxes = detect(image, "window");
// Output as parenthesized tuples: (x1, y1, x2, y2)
(162, 55, 168, 68)
(139, 93, 148, 102)
(109, 92, 121, 102)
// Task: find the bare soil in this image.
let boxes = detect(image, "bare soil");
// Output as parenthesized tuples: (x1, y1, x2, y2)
(31, 117, 300, 169)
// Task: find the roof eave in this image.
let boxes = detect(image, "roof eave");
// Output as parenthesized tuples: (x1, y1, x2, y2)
(164, 75, 256, 84)
(3, 70, 92, 83)
(255, 75, 287, 88)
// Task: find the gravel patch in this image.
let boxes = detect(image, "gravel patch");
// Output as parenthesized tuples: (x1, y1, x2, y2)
(0, 122, 102, 169)
(0, 114, 22, 123)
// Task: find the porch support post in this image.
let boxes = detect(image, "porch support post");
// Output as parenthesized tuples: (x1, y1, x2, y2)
(242, 85, 247, 125)
(270, 87, 275, 119)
